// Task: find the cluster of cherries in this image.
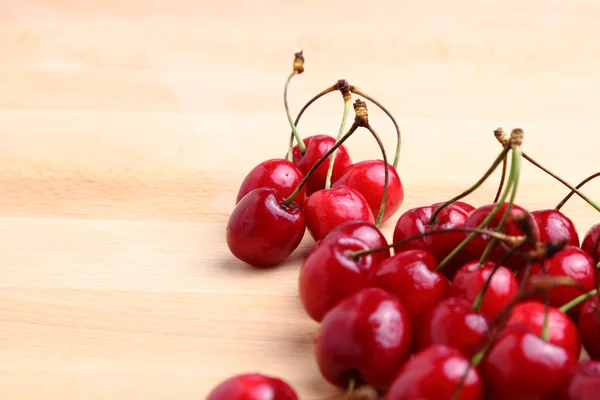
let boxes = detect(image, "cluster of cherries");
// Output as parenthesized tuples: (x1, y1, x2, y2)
(213, 52, 600, 399)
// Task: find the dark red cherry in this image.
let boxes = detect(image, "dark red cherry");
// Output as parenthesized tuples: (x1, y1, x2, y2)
(292, 134, 352, 195)
(531, 209, 580, 247)
(385, 344, 483, 400)
(207, 373, 298, 400)
(563, 360, 600, 400)
(504, 301, 581, 358)
(578, 297, 600, 360)
(392, 204, 470, 279)
(304, 185, 374, 242)
(236, 158, 306, 207)
(415, 297, 489, 358)
(315, 287, 412, 390)
(332, 160, 404, 223)
(481, 327, 577, 400)
(581, 223, 600, 262)
(226, 187, 305, 267)
(318, 220, 390, 266)
(448, 260, 518, 320)
(299, 235, 373, 322)
(432, 201, 476, 214)
(370, 249, 449, 320)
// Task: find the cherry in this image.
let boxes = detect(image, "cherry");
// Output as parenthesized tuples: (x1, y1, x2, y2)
(369, 249, 449, 320)
(578, 297, 600, 359)
(318, 220, 390, 266)
(563, 360, 600, 400)
(531, 209, 579, 247)
(448, 260, 518, 320)
(415, 297, 489, 359)
(226, 187, 305, 267)
(581, 223, 600, 262)
(385, 344, 483, 400)
(207, 373, 298, 400)
(432, 200, 476, 214)
(332, 160, 404, 223)
(236, 158, 306, 207)
(314, 287, 412, 390)
(304, 185, 374, 242)
(481, 327, 577, 400)
(292, 135, 352, 195)
(299, 235, 373, 322)
(504, 301, 581, 358)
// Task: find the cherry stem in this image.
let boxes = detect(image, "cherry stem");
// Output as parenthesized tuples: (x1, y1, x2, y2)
(429, 145, 510, 224)
(493, 152, 508, 203)
(325, 93, 352, 189)
(555, 172, 600, 210)
(350, 86, 402, 169)
(283, 52, 307, 157)
(559, 288, 599, 313)
(364, 122, 389, 227)
(540, 260, 550, 342)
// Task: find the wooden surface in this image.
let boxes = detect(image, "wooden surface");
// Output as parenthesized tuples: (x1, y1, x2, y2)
(2, 1, 600, 399)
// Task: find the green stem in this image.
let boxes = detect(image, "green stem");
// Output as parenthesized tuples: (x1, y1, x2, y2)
(284, 72, 306, 158)
(493, 153, 508, 203)
(559, 288, 599, 313)
(555, 172, 600, 211)
(325, 97, 352, 189)
(364, 124, 389, 227)
(539, 259, 551, 341)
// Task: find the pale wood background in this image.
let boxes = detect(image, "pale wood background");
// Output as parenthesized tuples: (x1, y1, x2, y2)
(2, 1, 600, 399)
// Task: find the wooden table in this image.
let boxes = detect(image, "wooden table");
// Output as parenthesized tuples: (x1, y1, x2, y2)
(2, 1, 600, 399)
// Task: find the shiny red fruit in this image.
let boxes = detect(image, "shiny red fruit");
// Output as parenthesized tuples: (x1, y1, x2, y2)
(563, 360, 600, 400)
(315, 287, 412, 390)
(449, 260, 518, 320)
(385, 345, 483, 400)
(370, 249, 449, 320)
(432, 201, 476, 214)
(226, 187, 305, 267)
(299, 235, 373, 322)
(505, 301, 581, 358)
(481, 327, 577, 400)
(236, 158, 306, 207)
(318, 220, 390, 266)
(292, 135, 352, 195)
(578, 297, 600, 359)
(415, 297, 489, 358)
(207, 373, 298, 400)
(304, 185, 374, 242)
(581, 223, 600, 262)
(332, 160, 404, 223)
(531, 209, 579, 247)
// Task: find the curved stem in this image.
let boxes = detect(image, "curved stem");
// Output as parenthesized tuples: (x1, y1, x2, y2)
(493, 153, 508, 203)
(555, 172, 600, 211)
(559, 288, 599, 313)
(284, 72, 306, 157)
(365, 124, 389, 227)
(325, 96, 352, 189)
(350, 87, 402, 169)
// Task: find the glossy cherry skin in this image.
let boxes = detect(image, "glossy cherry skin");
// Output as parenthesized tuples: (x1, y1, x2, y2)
(448, 260, 518, 320)
(236, 158, 306, 207)
(304, 185, 374, 242)
(578, 297, 600, 359)
(299, 235, 373, 322)
(207, 373, 298, 400)
(314, 287, 412, 390)
(504, 301, 581, 358)
(370, 249, 450, 320)
(563, 360, 600, 400)
(392, 204, 470, 279)
(464, 203, 540, 270)
(581, 223, 600, 262)
(332, 160, 404, 223)
(318, 220, 390, 266)
(226, 187, 305, 267)
(415, 297, 489, 358)
(432, 201, 476, 214)
(292, 135, 352, 195)
(385, 345, 483, 400)
(481, 327, 577, 400)
(532, 209, 580, 247)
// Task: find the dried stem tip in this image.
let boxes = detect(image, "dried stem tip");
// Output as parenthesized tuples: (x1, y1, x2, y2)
(528, 238, 568, 261)
(494, 127, 510, 146)
(353, 99, 369, 126)
(293, 50, 305, 74)
(510, 128, 524, 146)
(512, 211, 537, 243)
(336, 79, 352, 101)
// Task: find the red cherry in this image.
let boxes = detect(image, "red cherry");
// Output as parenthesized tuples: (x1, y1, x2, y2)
(564, 360, 600, 400)
(392, 204, 470, 279)
(415, 297, 489, 358)
(432, 201, 476, 214)
(581, 223, 600, 262)
(207, 373, 298, 400)
(385, 345, 483, 400)
(236, 158, 306, 207)
(504, 301, 581, 358)
(332, 160, 404, 223)
(226, 187, 305, 267)
(481, 327, 577, 400)
(318, 220, 390, 266)
(304, 185, 374, 242)
(314, 287, 412, 390)
(299, 235, 373, 322)
(292, 135, 352, 195)
(370, 249, 449, 320)
(578, 297, 600, 359)
(531, 209, 580, 247)
(448, 260, 518, 320)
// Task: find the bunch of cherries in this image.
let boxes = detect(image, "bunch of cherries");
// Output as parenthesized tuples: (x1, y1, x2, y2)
(212, 52, 600, 400)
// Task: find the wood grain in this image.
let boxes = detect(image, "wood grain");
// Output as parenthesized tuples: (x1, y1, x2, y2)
(2, 1, 600, 398)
